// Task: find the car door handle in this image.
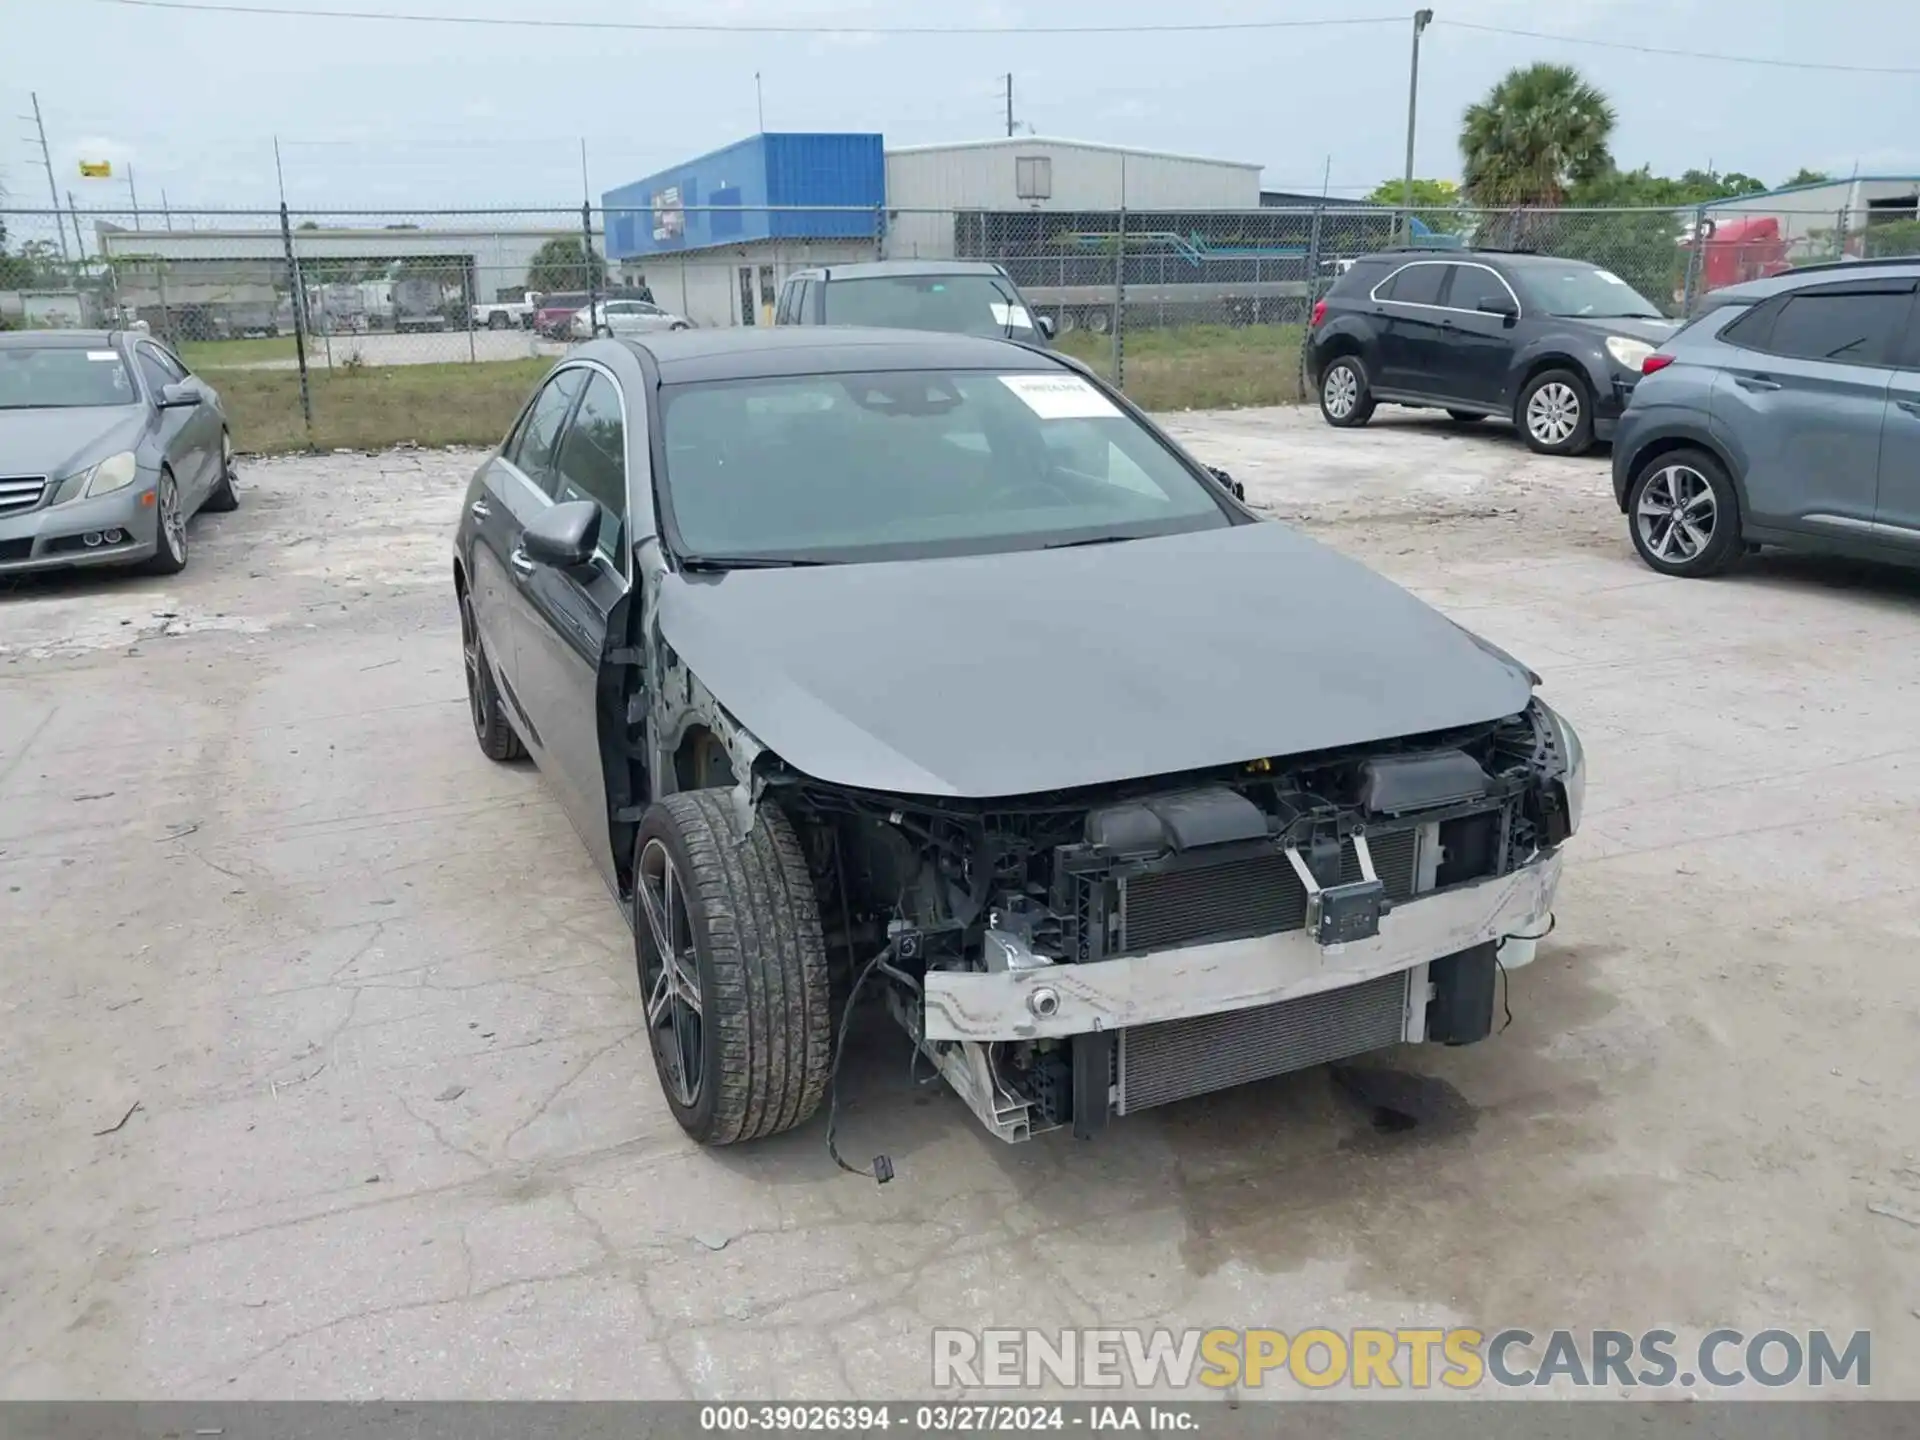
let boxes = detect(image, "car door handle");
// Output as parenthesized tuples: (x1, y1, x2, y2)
(470, 499, 491, 520)
(510, 549, 536, 578)
(1897, 399, 1920, 417)
(1734, 375, 1782, 392)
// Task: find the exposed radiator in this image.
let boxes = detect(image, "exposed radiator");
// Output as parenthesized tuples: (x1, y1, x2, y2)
(1119, 827, 1417, 954)
(1116, 969, 1409, 1114)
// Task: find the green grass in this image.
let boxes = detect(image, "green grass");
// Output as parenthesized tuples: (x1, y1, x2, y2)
(1057, 324, 1307, 410)
(218, 358, 554, 453)
(216, 324, 1308, 454)
(180, 335, 300, 369)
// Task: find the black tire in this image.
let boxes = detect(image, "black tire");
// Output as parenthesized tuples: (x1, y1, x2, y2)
(634, 789, 833, 1146)
(143, 468, 189, 576)
(1516, 368, 1595, 455)
(1317, 355, 1376, 428)
(459, 588, 525, 761)
(1446, 409, 1487, 424)
(1626, 446, 1742, 579)
(201, 430, 239, 513)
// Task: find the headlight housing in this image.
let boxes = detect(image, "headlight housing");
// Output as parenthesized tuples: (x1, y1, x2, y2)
(1544, 702, 1585, 836)
(1605, 335, 1654, 371)
(82, 451, 140, 497)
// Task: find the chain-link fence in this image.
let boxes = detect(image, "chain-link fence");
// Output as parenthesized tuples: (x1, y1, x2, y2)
(4, 199, 1916, 451)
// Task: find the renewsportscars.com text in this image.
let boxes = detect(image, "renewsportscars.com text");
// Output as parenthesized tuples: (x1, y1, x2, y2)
(932, 1327, 1871, 1391)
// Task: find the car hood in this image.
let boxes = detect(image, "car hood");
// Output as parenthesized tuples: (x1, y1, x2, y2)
(1552, 314, 1682, 345)
(655, 522, 1535, 799)
(0, 405, 147, 479)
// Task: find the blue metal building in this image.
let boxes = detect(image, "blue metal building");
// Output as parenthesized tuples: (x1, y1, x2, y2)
(602, 133, 884, 261)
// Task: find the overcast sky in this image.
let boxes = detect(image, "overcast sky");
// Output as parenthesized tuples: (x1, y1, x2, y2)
(4, 0, 1917, 224)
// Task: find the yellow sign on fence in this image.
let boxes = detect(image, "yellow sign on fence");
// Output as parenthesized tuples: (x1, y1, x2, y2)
(78, 160, 112, 178)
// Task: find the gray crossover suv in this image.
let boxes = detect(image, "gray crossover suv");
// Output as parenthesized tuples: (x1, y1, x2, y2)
(1612, 257, 1920, 578)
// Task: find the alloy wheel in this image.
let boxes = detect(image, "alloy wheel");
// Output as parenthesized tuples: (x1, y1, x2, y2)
(637, 838, 704, 1108)
(458, 593, 486, 738)
(1324, 363, 1358, 419)
(158, 473, 187, 561)
(1636, 464, 1717, 563)
(1526, 381, 1581, 446)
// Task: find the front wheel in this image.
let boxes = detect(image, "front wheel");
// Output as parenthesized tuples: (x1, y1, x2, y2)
(143, 469, 189, 575)
(1317, 356, 1376, 428)
(634, 790, 833, 1146)
(202, 430, 239, 513)
(1627, 448, 1742, 578)
(1517, 369, 1595, 455)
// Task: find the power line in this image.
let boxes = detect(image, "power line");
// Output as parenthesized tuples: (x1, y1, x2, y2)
(87, 0, 1406, 36)
(1439, 19, 1920, 76)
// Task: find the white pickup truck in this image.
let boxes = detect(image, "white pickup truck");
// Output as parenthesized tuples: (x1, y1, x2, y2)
(470, 291, 540, 330)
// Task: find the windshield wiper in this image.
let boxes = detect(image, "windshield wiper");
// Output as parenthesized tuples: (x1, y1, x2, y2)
(677, 554, 833, 572)
(1045, 533, 1138, 549)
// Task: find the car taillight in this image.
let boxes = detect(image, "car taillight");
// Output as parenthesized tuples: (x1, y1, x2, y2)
(1642, 354, 1674, 375)
(1310, 299, 1327, 329)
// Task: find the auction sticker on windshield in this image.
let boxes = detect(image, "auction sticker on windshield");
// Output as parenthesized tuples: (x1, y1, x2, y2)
(990, 301, 1034, 329)
(87, 351, 119, 360)
(999, 373, 1121, 420)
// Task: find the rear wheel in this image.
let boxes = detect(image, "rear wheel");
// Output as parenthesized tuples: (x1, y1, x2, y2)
(634, 790, 833, 1146)
(1318, 356, 1376, 428)
(1082, 308, 1112, 335)
(1627, 448, 1742, 578)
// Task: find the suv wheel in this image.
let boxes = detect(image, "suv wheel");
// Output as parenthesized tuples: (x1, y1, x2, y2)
(1517, 369, 1594, 455)
(1318, 356, 1376, 428)
(1627, 448, 1741, 578)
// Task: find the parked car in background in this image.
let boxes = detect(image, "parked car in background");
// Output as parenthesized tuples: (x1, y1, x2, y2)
(0, 329, 237, 578)
(536, 287, 655, 339)
(774, 260, 1054, 345)
(570, 298, 692, 339)
(1307, 248, 1681, 455)
(473, 290, 541, 331)
(452, 327, 1581, 1151)
(1611, 256, 1920, 578)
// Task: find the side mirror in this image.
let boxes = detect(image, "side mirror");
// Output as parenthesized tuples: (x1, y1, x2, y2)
(1206, 465, 1245, 501)
(158, 381, 201, 408)
(1036, 314, 1056, 340)
(1477, 296, 1519, 323)
(521, 499, 601, 569)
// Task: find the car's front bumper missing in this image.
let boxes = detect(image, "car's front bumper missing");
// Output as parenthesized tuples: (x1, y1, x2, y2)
(922, 850, 1561, 1045)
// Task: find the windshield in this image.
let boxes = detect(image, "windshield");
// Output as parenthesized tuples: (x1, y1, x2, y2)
(821, 274, 1041, 340)
(1515, 262, 1664, 318)
(657, 368, 1232, 564)
(0, 346, 138, 409)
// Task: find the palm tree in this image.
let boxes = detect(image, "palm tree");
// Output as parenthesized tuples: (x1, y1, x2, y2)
(1460, 64, 1616, 208)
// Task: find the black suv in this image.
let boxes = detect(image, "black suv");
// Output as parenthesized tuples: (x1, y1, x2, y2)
(774, 259, 1054, 345)
(1306, 249, 1681, 455)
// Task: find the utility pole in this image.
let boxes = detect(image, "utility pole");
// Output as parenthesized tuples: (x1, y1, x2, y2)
(127, 164, 141, 227)
(26, 92, 71, 261)
(755, 72, 765, 131)
(1400, 9, 1434, 245)
(1004, 74, 1015, 137)
(273, 135, 288, 206)
(161, 190, 173, 230)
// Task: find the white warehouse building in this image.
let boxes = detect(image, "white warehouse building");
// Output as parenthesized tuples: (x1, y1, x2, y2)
(881, 136, 1264, 259)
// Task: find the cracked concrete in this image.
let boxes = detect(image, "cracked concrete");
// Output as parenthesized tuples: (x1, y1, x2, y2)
(1, 410, 1915, 1399)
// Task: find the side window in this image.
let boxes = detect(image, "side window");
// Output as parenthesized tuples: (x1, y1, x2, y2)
(1758, 288, 1907, 366)
(508, 369, 586, 493)
(1718, 298, 1779, 351)
(774, 283, 794, 325)
(1448, 265, 1513, 313)
(552, 372, 627, 566)
(136, 344, 185, 395)
(801, 281, 821, 321)
(1380, 264, 1447, 306)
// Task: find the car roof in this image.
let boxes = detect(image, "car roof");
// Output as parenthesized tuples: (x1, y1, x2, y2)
(787, 259, 1010, 283)
(618, 327, 1060, 383)
(1704, 257, 1920, 306)
(0, 329, 124, 350)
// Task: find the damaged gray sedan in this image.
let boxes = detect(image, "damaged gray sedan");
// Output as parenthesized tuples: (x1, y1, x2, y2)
(452, 328, 1582, 1155)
